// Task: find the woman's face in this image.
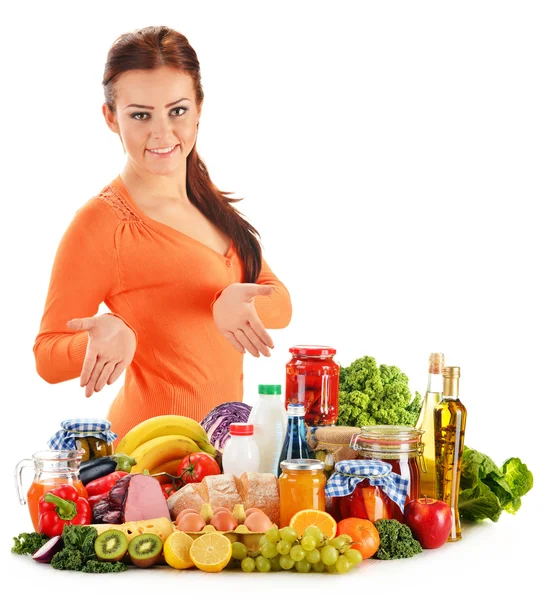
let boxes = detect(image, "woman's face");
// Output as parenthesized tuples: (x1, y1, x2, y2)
(103, 66, 201, 176)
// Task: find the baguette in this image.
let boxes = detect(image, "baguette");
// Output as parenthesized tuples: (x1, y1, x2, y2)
(239, 472, 280, 525)
(167, 483, 206, 519)
(202, 473, 243, 510)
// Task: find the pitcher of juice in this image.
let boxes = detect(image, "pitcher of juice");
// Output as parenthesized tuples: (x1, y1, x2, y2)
(15, 450, 88, 532)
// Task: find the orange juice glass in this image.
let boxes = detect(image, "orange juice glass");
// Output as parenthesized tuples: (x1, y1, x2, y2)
(15, 450, 87, 532)
(279, 459, 326, 527)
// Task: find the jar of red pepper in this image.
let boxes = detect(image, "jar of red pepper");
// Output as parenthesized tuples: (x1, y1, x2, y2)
(285, 346, 340, 426)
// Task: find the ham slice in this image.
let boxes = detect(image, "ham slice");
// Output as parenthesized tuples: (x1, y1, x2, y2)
(93, 474, 170, 524)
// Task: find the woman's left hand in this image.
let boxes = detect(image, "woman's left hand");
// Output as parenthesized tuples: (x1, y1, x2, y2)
(212, 283, 275, 357)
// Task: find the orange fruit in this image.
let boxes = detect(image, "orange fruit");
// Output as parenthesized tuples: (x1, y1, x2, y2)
(336, 518, 380, 559)
(189, 532, 232, 572)
(289, 509, 337, 539)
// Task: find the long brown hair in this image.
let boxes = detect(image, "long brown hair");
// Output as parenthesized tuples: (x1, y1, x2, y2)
(102, 25, 262, 282)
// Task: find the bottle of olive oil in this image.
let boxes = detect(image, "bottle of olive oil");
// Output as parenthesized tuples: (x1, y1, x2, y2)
(415, 352, 444, 498)
(434, 366, 467, 542)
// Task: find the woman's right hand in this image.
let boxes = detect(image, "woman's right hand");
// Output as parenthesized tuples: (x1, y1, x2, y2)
(66, 314, 137, 398)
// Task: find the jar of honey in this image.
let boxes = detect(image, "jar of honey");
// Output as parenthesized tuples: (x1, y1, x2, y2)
(279, 459, 326, 527)
(15, 450, 88, 532)
(285, 346, 340, 426)
(331, 426, 425, 523)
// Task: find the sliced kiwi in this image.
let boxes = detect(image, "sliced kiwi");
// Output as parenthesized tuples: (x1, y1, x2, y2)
(94, 529, 128, 562)
(127, 533, 163, 568)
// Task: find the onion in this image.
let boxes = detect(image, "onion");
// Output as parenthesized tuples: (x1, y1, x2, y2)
(32, 535, 64, 563)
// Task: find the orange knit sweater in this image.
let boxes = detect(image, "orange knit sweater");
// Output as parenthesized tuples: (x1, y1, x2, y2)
(34, 175, 292, 441)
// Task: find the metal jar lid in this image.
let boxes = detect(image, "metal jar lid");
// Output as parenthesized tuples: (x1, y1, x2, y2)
(354, 425, 424, 445)
(280, 458, 325, 471)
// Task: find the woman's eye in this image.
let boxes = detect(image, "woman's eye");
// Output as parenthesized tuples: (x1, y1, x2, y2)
(131, 107, 187, 120)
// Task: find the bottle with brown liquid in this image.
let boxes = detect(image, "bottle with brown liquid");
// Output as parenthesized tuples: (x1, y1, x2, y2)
(434, 366, 467, 542)
(415, 352, 444, 498)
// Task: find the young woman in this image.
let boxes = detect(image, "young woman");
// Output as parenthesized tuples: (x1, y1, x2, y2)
(33, 26, 292, 440)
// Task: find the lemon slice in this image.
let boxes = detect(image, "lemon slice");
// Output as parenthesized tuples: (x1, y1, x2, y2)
(189, 533, 232, 572)
(164, 531, 195, 570)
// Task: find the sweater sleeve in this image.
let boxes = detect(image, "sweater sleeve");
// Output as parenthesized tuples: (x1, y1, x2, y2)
(253, 256, 292, 329)
(33, 199, 131, 384)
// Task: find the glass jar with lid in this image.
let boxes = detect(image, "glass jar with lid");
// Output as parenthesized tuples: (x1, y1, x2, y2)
(285, 345, 340, 426)
(279, 458, 326, 527)
(330, 425, 425, 523)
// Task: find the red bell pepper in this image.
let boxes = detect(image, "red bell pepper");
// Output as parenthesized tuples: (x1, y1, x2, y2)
(84, 471, 128, 496)
(38, 484, 92, 537)
(87, 491, 110, 509)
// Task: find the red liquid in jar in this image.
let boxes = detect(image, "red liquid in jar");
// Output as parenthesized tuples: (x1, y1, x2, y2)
(330, 455, 420, 523)
(285, 346, 339, 426)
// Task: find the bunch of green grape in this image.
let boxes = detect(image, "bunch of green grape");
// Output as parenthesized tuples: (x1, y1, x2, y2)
(227, 525, 363, 574)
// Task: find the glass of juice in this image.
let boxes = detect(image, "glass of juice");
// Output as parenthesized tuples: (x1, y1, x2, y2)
(15, 449, 87, 532)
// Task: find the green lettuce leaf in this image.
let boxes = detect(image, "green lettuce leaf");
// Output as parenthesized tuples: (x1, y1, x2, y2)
(458, 481, 503, 522)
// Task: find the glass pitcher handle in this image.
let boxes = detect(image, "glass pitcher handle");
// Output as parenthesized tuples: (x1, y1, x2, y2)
(14, 459, 33, 505)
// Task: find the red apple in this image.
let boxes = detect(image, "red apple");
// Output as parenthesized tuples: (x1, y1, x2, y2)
(403, 497, 452, 549)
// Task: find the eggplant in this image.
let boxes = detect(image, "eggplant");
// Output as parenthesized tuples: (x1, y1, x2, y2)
(79, 457, 117, 486)
(32, 535, 63, 563)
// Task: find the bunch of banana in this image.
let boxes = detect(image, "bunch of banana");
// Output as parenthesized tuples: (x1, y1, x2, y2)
(116, 415, 216, 474)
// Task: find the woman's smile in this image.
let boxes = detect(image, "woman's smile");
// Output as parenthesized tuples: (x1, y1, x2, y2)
(146, 144, 179, 157)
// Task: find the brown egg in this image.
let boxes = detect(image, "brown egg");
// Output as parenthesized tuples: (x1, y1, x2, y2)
(244, 511, 273, 532)
(210, 511, 238, 532)
(244, 507, 265, 517)
(175, 508, 199, 524)
(176, 513, 206, 532)
(213, 506, 232, 515)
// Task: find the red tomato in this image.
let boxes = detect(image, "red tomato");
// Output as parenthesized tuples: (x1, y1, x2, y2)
(177, 452, 221, 484)
(161, 483, 177, 499)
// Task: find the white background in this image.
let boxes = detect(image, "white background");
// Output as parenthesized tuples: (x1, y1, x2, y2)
(2, 1, 542, 597)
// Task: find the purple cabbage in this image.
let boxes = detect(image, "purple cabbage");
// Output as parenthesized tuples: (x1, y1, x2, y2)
(200, 401, 252, 452)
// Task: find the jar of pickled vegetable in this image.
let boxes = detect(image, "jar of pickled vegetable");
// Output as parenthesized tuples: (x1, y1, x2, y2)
(48, 419, 116, 462)
(285, 346, 340, 426)
(331, 426, 425, 523)
(279, 459, 326, 527)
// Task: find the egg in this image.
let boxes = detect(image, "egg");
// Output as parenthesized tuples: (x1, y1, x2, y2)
(175, 508, 199, 523)
(213, 506, 232, 515)
(244, 507, 265, 517)
(210, 510, 238, 532)
(244, 511, 273, 532)
(176, 513, 206, 532)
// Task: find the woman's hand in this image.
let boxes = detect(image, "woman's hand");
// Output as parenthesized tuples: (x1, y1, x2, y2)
(67, 314, 137, 397)
(213, 283, 275, 357)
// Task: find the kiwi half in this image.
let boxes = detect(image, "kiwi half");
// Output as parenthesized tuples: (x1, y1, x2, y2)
(94, 529, 128, 562)
(127, 533, 163, 568)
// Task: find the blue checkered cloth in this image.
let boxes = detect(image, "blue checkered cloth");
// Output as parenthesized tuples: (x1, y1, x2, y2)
(48, 418, 118, 451)
(324, 459, 410, 513)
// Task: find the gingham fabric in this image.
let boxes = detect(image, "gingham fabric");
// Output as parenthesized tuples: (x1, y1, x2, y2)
(324, 459, 410, 513)
(48, 418, 118, 451)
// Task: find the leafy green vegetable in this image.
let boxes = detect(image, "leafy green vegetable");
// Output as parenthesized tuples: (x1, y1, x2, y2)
(82, 560, 128, 573)
(373, 518, 422, 559)
(458, 447, 533, 522)
(51, 548, 86, 571)
(337, 356, 422, 427)
(11, 532, 49, 555)
(50, 525, 125, 573)
(502, 457, 533, 498)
